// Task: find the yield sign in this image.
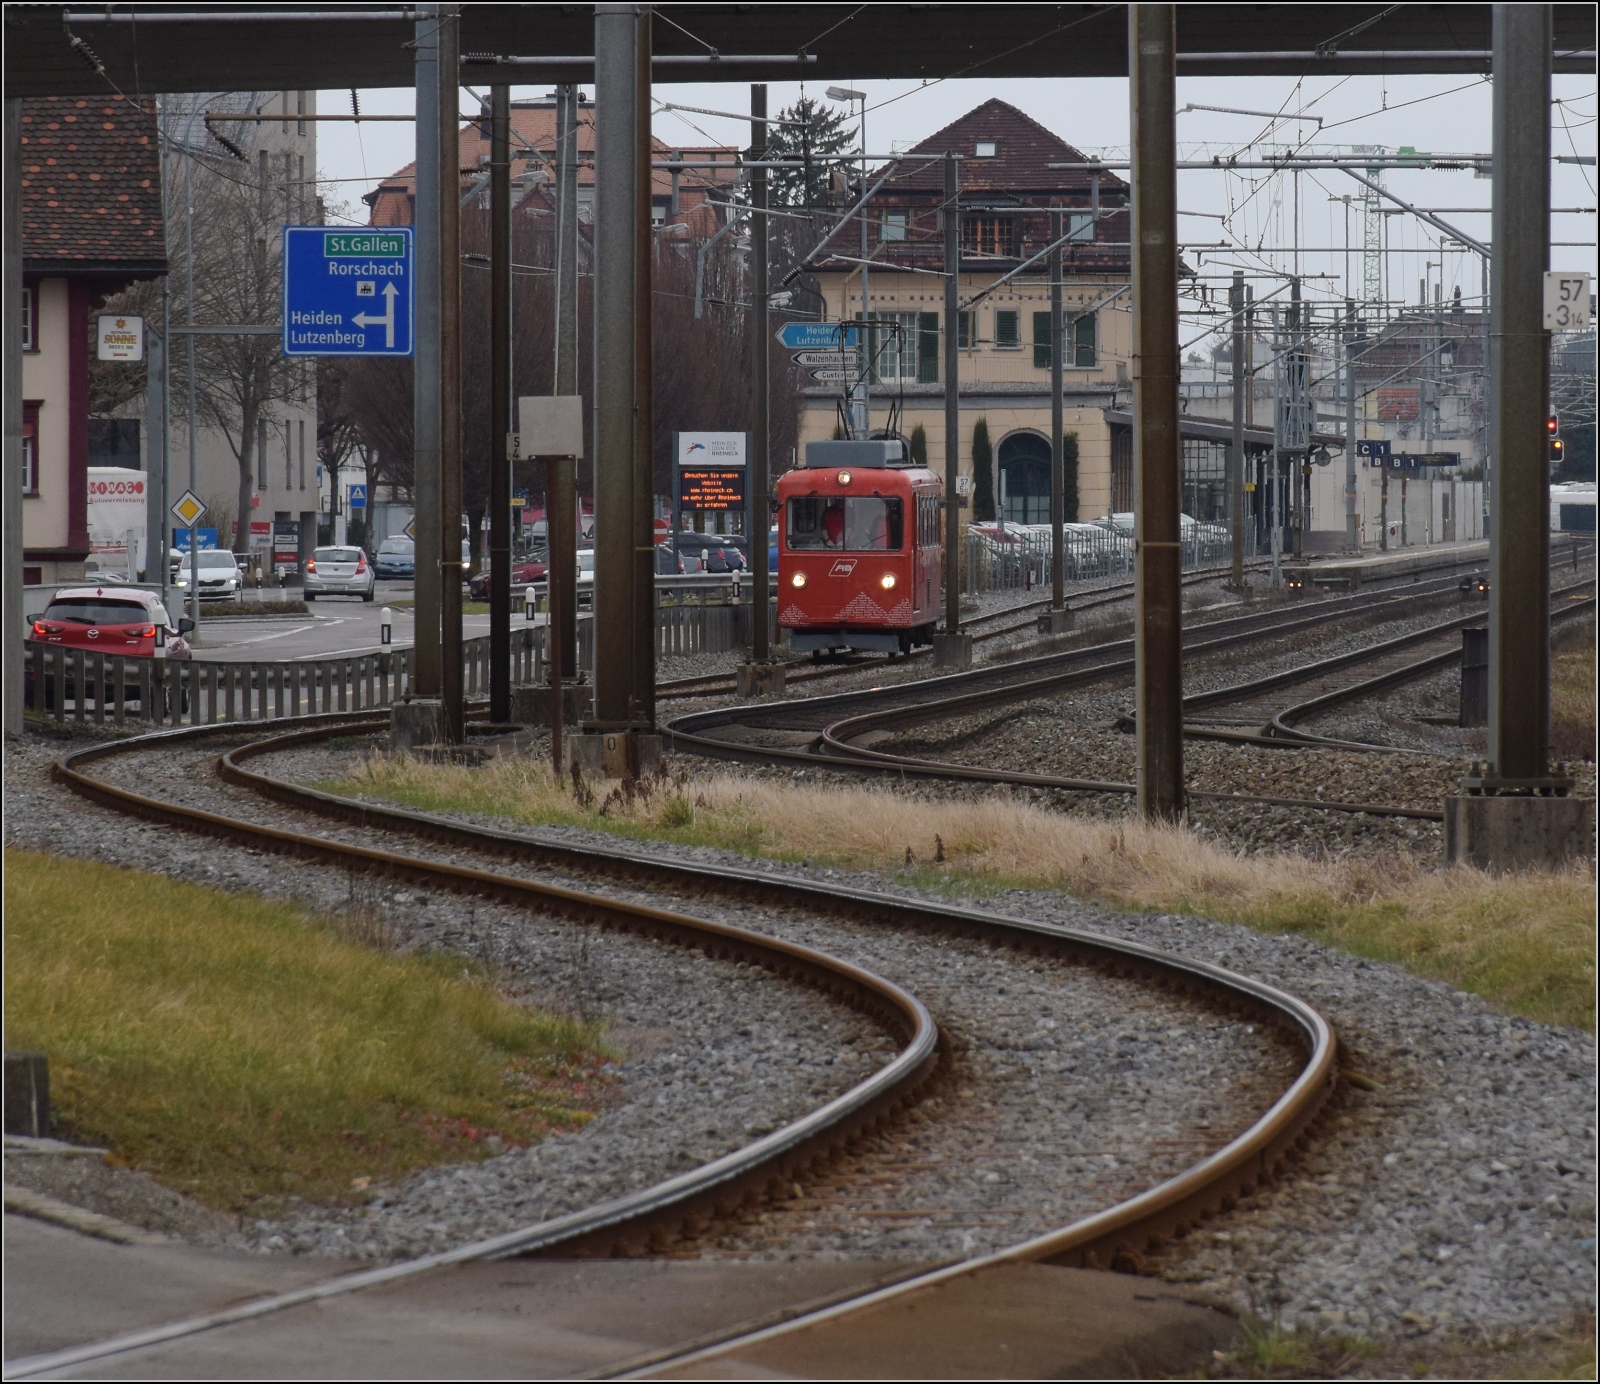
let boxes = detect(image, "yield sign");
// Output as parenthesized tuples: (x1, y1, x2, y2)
(170, 489, 208, 527)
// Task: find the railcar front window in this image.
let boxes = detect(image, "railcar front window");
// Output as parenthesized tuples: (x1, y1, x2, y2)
(787, 497, 904, 551)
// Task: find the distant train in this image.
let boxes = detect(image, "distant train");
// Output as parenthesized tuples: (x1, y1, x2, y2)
(776, 439, 943, 656)
(1551, 482, 1596, 534)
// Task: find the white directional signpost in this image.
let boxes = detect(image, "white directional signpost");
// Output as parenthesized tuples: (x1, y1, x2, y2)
(778, 322, 866, 402)
(282, 228, 414, 357)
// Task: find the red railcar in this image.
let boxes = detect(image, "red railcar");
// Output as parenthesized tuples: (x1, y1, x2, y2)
(777, 440, 943, 655)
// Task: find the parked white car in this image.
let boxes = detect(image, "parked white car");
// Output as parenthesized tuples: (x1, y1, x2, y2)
(175, 548, 245, 601)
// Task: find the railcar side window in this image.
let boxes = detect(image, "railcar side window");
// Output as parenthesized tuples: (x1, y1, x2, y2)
(787, 497, 904, 551)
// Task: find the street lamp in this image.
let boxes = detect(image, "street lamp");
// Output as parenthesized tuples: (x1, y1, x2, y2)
(826, 86, 869, 435)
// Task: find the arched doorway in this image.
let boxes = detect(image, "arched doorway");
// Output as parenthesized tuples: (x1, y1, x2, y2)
(998, 432, 1052, 524)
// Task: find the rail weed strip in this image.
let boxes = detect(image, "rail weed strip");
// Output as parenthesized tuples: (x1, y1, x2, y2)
(335, 755, 1596, 1033)
(2, 849, 611, 1212)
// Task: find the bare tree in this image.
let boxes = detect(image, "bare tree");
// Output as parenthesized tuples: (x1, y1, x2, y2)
(162, 98, 306, 547)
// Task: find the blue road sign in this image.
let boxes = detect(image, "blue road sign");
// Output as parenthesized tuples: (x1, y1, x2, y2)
(776, 321, 860, 351)
(1355, 438, 1392, 460)
(347, 484, 367, 509)
(173, 527, 219, 550)
(283, 227, 413, 357)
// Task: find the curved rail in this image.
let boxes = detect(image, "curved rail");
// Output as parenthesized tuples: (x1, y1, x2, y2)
(666, 576, 1485, 820)
(13, 713, 1340, 1378)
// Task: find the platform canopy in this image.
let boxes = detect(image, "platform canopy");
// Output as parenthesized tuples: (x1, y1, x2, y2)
(5, 3, 1596, 96)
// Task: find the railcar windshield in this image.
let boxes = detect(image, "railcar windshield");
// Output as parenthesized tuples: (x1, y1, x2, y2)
(787, 496, 904, 551)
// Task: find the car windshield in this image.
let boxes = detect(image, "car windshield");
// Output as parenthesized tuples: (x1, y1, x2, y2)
(45, 598, 154, 626)
(787, 496, 904, 551)
(180, 550, 236, 570)
(317, 548, 361, 562)
(378, 539, 413, 554)
(577, 551, 594, 573)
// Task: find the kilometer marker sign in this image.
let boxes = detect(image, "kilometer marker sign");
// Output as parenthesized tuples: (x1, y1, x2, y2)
(282, 227, 414, 357)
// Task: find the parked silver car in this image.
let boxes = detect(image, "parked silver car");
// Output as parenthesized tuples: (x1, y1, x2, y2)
(304, 546, 376, 602)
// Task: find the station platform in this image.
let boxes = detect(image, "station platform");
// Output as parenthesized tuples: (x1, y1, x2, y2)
(1283, 539, 1489, 591)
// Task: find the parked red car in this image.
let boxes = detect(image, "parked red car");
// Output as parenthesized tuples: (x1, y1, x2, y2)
(25, 586, 192, 710)
(468, 555, 548, 601)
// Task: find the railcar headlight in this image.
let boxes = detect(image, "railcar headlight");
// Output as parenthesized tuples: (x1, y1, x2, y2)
(880, 573, 896, 590)
(791, 571, 807, 587)
(836, 470, 852, 485)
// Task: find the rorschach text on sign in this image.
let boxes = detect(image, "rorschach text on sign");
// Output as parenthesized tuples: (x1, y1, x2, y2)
(282, 228, 414, 357)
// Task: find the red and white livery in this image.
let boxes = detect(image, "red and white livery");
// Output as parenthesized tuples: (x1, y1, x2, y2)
(777, 439, 943, 655)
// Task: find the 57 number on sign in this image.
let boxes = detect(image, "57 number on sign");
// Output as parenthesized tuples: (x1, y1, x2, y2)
(1543, 273, 1592, 331)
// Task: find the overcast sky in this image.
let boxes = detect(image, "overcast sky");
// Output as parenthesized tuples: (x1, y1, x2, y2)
(314, 70, 1597, 330)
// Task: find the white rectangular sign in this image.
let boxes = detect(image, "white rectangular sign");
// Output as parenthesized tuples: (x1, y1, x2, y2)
(676, 431, 746, 467)
(1544, 272, 1592, 331)
(96, 314, 145, 362)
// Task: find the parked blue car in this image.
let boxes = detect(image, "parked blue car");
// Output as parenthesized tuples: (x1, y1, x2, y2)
(374, 536, 415, 579)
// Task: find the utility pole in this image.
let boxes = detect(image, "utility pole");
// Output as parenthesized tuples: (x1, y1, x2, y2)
(1448, 1, 1590, 871)
(1130, 3, 1184, 823)
(1228, 270, 1246, 585)
(934, 150, 970, 668)
(1344, 299, 1360, 552)
(488, 84, 511, 723)
(585, 1, 656, 771)
(1270, 303, 1283, 584)
(736, 83, 782, 696)
(437, 2, 464, 744)
(4, 97, 21, 737)
(1288, 277, 1306, 562)
(1044, 206, 1070, 630)
(410, 4, 442, 711)
(551, 83, 579, 684)
(143, 322, 167, 590)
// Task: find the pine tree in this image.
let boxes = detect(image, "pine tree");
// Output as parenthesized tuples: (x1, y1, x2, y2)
(972, 418, 995, 521)
(909, 424, 928, 466)
(1061, 431, 1080, 522)
(765, 97, 857, 210)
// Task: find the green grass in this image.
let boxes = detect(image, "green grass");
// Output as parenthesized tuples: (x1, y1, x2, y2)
(387, 599, 492, 616)
(1218, 1315, 1595, 1380)
(3, 849, 611, 1212)
(329, 756, 1597, 1033)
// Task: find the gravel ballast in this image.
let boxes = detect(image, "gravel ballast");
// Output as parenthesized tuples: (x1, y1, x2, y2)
(5, 719, 1593, 1344)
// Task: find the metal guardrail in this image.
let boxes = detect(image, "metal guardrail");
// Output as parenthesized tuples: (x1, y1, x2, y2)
(23, 629, 543, 729)
(964, 524, 1244, 593)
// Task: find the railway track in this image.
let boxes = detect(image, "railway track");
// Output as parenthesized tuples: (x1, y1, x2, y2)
(665, 570, 1495, 820)
(7, 714, 1339, 1379)
(654, 544, 1523, 704)
(1177, 582, 1596, 752)
(656, 559, 1268, 701)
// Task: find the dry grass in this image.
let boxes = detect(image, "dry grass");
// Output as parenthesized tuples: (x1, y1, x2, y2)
(1550, 622, 1596, 764)
(3, 849, 612, 1212)
(337, 755, 1597, 1034)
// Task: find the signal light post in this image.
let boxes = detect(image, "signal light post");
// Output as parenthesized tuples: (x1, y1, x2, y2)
(1445, 1, 1592, 870)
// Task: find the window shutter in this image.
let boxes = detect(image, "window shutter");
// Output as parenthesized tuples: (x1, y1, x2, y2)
(1074, 312, 1097, 367)
(995, 310, 1019, 347)
(918, 313, 939, 383)
(957, 310, 972, 349)
(1033, 311, 1052, 369)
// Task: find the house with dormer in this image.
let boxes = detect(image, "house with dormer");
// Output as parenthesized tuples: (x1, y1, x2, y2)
(799, 99, 1134, 522)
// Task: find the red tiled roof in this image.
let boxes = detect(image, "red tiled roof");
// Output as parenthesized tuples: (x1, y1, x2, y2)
(365, 100, 740, 227)
(890, 98, 1127, 196)
(21, 96, 166, 273)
